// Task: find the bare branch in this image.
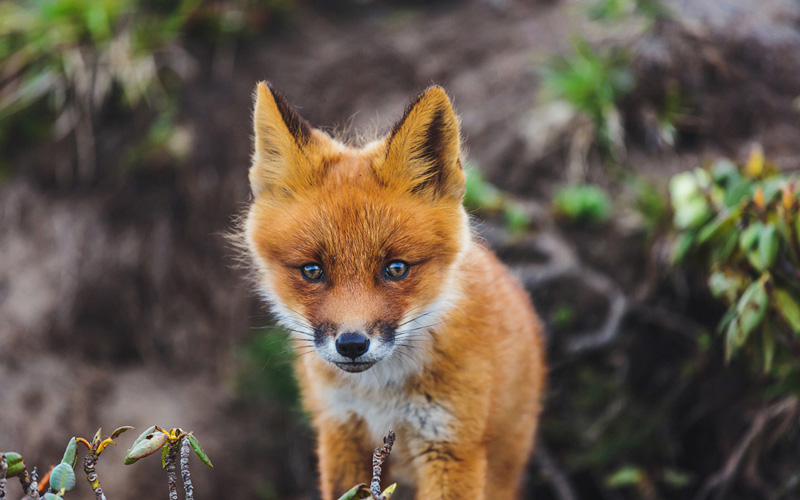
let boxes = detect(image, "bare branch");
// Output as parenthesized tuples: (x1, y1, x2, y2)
(164, 445, 179, 500)
(179, 438, 194, 500)
(19, 467, 39, 500)
(83, 455, 106, 500)
(693, 397, 799, 500)
(1, 454, 7, 500)
(370, 431, 396, 499)
(537, 445, 580, 500)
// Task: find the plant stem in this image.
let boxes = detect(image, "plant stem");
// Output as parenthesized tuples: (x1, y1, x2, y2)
(179, 438, 193, 500)
(370, 431, 396, 499)
(20, 467, 39, 500)
(84, 454, 106, 500)
(164, 445, 179, 500)
(0, 454, 7, 500)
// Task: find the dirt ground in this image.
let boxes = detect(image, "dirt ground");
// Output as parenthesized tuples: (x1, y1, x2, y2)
(2, 0, 800, 499)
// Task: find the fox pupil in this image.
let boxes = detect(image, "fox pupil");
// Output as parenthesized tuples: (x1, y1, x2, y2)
(301, 263, 323, 281)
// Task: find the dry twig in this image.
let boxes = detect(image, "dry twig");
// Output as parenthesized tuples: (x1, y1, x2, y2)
(20, 467, 39, 500)
(693, 397, 799, 500)
(370, 431, 396, 500)
(179, 438, 194, 500)
(1, 454, 7, 500)
(537, 445, 580, 500)
(83, 455, 106, 500)
(164, 445, 179, 500)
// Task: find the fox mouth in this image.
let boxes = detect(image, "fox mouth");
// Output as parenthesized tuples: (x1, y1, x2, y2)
(334, 361, 376, 373)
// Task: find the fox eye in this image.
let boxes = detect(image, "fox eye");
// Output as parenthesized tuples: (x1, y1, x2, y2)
(301, 263, 324, 281)
(385, 260, 410, 279)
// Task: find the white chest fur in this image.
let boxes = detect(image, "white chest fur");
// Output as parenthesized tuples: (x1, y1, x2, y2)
(321, 380, 453, 447)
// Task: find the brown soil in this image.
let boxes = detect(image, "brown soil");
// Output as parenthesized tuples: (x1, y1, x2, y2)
(1, 0, 799, 499)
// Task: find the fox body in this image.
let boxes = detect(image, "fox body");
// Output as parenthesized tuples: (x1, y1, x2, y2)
(244, 82, 546, 500)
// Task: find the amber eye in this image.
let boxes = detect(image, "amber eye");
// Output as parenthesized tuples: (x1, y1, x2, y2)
(301, 263, 324, 281)
(385, 260, 410, 279)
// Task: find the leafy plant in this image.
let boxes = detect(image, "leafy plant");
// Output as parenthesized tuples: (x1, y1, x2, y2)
(463, 166, 530, 234)
(553, 183, 613, 225)
(669, 147, 800, 370)
(76, 427, 134, 500)
(542, 39, 633, 159)
(2, 437, 82, 500)
(124, 426, 212, 500)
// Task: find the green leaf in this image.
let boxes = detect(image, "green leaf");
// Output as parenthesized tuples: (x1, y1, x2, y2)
(381, 483, 398, 499)
(773, 287, 800, 333)
(503, 203, 530, 234)
(111, 426, 134, 439)
(735, 279, 769, 347)
(61, 437, 78, 468)
(762, 326, 775, 373)
(3, 452, 25, 477)
(708, 271, 741, 303)
(671, 232, 694, 264)
(161, 444, 169, 469)
(606, 466, 644, 488)
(186, 434, 213, 468)
(335, 484, 372, 500)
(697, 210, 736, 244)
(673, 197, 710, 230)
(124, 430, 168, 465)
(50, 462, 76, 492)
(724, 316, 739, 362)
(739, 223, 761, 252)
(129, 426, 156, 450)
(92, 428, 103, 448)
(757, 225, 780, 270)
(712, 229, 739, 264)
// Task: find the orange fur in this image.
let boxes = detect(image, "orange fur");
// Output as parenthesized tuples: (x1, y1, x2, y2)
(244, 82, 546, 500)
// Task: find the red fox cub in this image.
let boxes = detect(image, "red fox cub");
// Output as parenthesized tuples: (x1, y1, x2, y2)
(244, 82, 546, 500)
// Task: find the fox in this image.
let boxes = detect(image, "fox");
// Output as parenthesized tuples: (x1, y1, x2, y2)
(243, 81, 546, 500)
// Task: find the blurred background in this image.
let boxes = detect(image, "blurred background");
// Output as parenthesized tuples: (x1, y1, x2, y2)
(1, 0, 800, 499)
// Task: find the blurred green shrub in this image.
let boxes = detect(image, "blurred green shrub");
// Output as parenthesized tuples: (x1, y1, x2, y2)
(669, 147, 800, 370)
(0, 0, 294, 165)
(553, 183, 613, 225)
(0, 0, 176, 123)
(588, 0, 668, 22)
(236, 328, 300, 406)
(463, 166, 530, 234)
(542, 39, 633, 159)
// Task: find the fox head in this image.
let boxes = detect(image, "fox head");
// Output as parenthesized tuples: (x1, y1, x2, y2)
(245, 82, 470, 375)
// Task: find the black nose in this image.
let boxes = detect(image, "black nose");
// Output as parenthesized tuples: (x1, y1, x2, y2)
(336, 332, 370, 359)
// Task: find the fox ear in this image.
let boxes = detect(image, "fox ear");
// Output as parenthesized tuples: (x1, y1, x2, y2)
(250, 82, 319, 198)
(378, 86, 465, 200)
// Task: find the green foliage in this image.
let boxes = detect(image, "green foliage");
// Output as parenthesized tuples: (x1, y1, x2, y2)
(542, 39, 633, 157)
(669, 149, 800, 370)
(236, 328, 300, 405)
(124, 427, 213, 468)
(588, 0, 669, 22)
(605, 465, 644, 488)
(185, 434, 213, 468)
(49, 463, 76, 493)
(61, 438, 78, 468)
(463, 166, 530, 234)
(553, 183, 613, 225)
(0, 0, 294, 159)
(2, 452, 25, 478)
(124, 430, 168, 465)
